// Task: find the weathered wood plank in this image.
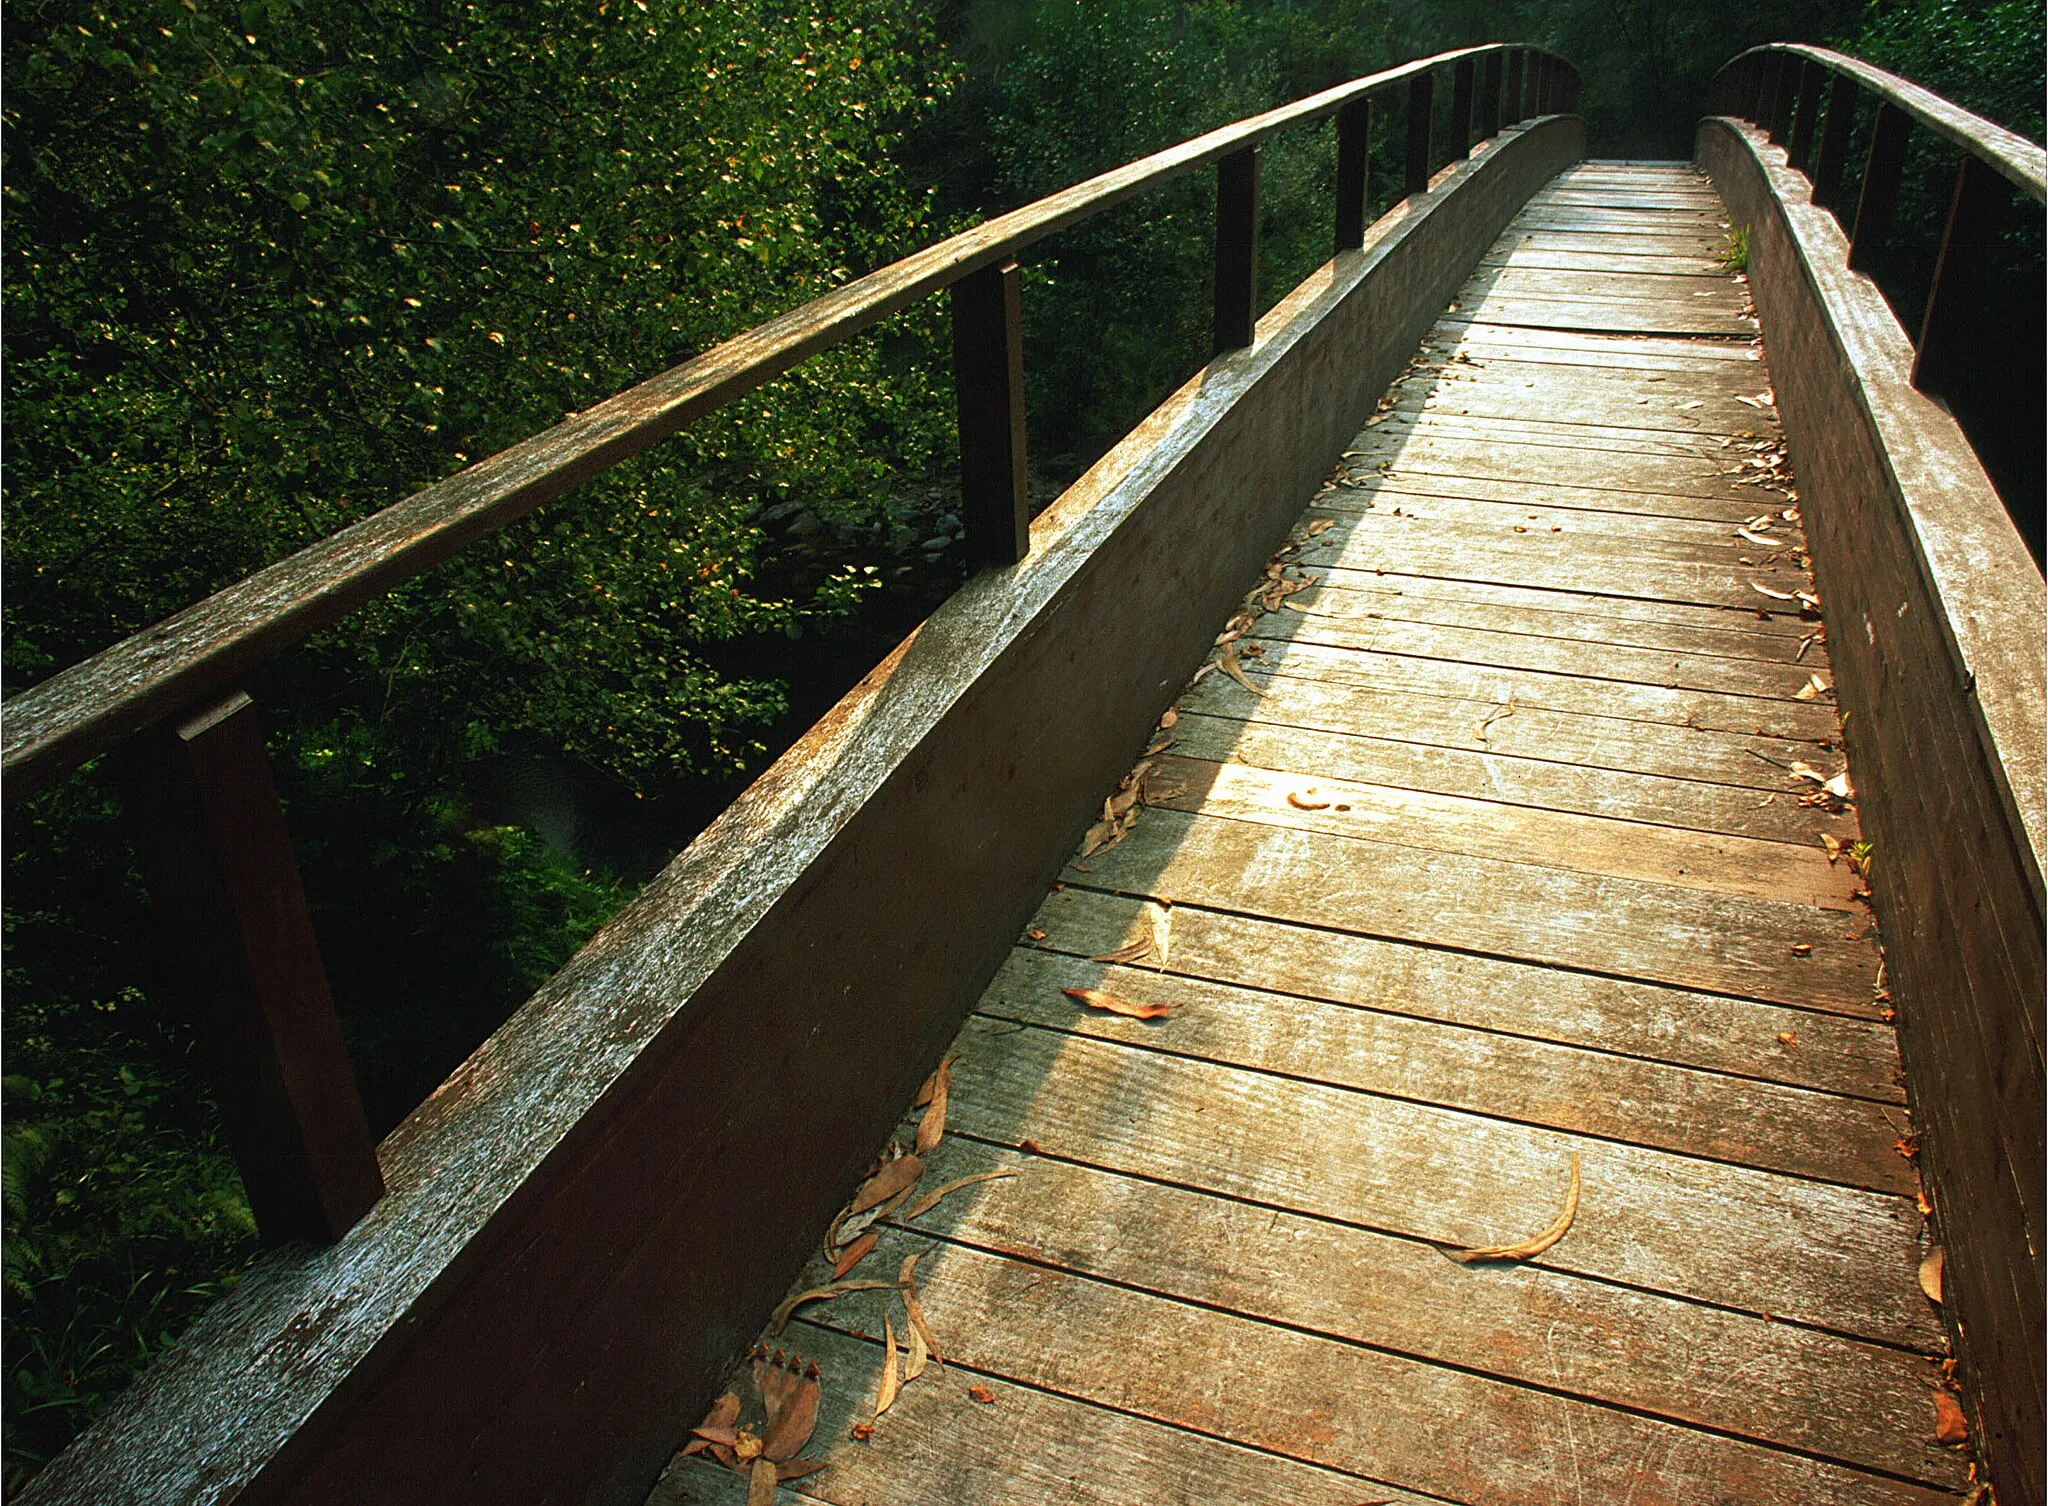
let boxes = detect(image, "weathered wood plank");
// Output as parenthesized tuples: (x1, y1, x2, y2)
(1166, 708, 1851, 849)
(939, 1021, 1932, 1347)
(1345, 431, 1788, 505)
(650, 1319, 1426, 1506)
(885, 1142, 1951, 1479)
(1431, 317, 1765, 365)
(1453, 292, 1755, 336)
(1028, 887, 1904, 1100)
(1463, 264, 1750, 305)
(779, 1235, 1953, 1506)
(986, 946, 1896, 1187)
(1137, 753, 1859, 909)
(1479, 246, 1728, 275)
(1192, 635, 1843, 745)
(1064, 806, 1877, 1011)
(1325, 467, 1778, 525)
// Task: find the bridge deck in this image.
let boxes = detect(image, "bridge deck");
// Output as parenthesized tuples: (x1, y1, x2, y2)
(656, 164, 1962, 1504)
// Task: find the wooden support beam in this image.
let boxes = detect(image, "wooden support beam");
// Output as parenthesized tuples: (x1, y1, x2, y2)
(1765, 53, 1796, 144)
(1451, 58, 1475, 157)
(1478, 51, 1502, 138)
(1913, 154, 2006, 401)
(1849, 101, 1911, 273)
(1335, 98, 1371, 252)
(1404, 72, 1433, 195)
(122, 691, 383, 1245)
(951, 260, 1031, 569)
(1788, 59, 1827, 173)
(1811, 73, 1858, 212)
(1214, 146, 1261, 353)
(1504, 51, 1524, 126)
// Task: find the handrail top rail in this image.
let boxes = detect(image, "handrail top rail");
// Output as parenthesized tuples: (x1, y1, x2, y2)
(0, 40, 1572, 803)
(1722, 42, 2046, 202)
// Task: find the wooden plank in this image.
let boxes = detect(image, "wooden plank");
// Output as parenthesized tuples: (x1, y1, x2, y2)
(1490, 227, 1737, 259)
(1280, 570, 1827, 663)
(940, 1022, 1932, 1347)
(1166, 709, 1851, 849)
(1431, 317, 1766, 369)
(1464, 265, 1750, 305)
(650, 1320, 1428, 1506)
(1353, 410, 1781, 464)
(776, 1235, 1955, 1506)
(1064, 806, 1877, 1011)
(882, 1142, 1951, 1479)
(1453, 293, 1756, 337)
(1508, 206, 1727, 234)
(1325, 467, 1781, 526)
(1029, 887, 1904, 1101)
(1479, 245, 1729, 275)
(1385, 363, 1780, 433)
(1242, 598, 1832, 701)
(987, 946, 1895, 1186)
(1195, 635, 1843, 745)
(1137, 754, 1860, 910)
(1348, 430, 1786, 504)
(1260, 560, 1823, 648)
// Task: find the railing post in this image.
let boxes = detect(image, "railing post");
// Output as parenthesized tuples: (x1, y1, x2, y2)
(1213, 146, 1260, 353)
(1504, 50, 1524, 126)
(1811, 72, 1858, 212)
(1335, 98, 1371, 252)
(1404, 71, 1434, 195)
(1765, 52, 1797, 144)
(121, 691, 383, 1245)
(1742, 53, 1770, 122)
(1451, 57, 1475, 157)
(1848, 101, 1911, 274)
(952, 260, 1030, 568)
(1523, 50, 1539, 118)
(1537, 55, 1555, 115)
(1788, 59, 1827, 172)
(1913, 154, 2006, 399)
(1478, 51, 1502, 138)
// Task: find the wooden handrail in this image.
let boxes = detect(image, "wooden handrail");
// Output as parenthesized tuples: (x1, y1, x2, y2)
(0, 42, 1577, 1249)
(0, 41, 1574, 805)
(1717, 44, 2044, 202)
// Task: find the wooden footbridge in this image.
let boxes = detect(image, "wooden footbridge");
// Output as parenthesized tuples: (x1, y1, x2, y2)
(7, 43, 2042, 1506)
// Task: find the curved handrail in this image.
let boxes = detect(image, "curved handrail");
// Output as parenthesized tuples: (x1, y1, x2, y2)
(1718, 43, 2043, 201)
(1, 42, 1577, 804)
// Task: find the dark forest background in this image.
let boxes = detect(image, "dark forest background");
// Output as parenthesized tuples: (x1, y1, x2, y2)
(3, 0, 2040, 1484)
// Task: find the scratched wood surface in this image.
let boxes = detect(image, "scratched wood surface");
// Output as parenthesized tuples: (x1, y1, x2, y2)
(656, 163, 1962, 1505)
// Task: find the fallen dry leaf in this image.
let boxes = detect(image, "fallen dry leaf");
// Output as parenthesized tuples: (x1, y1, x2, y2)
(849, 1421, 875, 1442)
(757, 1350, 822, 1463)
(967, 1384, 997, 1405)
(1150, 900, 1173, 969)
(900, 1253, 944, 1370)
(904, 1311, 930, 1384)
(874, 1315, 901, 1418)
(682, 1392, 743, 1457)
(1064, 986, 1172, 1020)
(1919, 1246, 1945, 1306)
(1751, 580, 1797, 601)
(1447, 1152, 1581, 1264)
(1933, 1389, 1969, 1446)
(1307, 518, 1337, 535)
(914, 1060, 952, 1156)
(1219, 643, 1264, 697)
(1737, 526, 1779, 545)
(1820, 833, 1842, 863)
(906, 1170, 1017, 1222)
(1287, 788, 1333, 811)
(1476, 692, 1517, 748)
(833, 1233, 879, 1279)
(1791, 942, 1813, 957)
(1159, 707, 1179, 729)
(1025, 927, 1047, 941)
(1090, 938, 1154, 965)
(747, 1458, 778, 1506)
(850, 1155, 926, 1217)
(769, 1280, 893, 1334)
(777, 1460, 827, 1484)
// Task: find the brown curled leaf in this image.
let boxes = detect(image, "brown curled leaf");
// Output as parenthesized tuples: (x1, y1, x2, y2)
(1063, 986, 1171, 1020)
(967, 1384, 996, 1405)
(760, 1355, 821, 1464)
(899, 1252, 945, 1370)
(832, 1232, 879, 1279)
(1090, 938, 1153, 965)
(768, 1280, 893, 1335)
(874, 1314, 900, 1418)
(903, 1307, 930, 1384)
(914, 1058, 951, 1156)
(778, 1459, 828, 1483)
(681, 1391, 742, 1455)
(1286, 788, 1333, 811)
(1919, 1246, 1945, 1306)
(906, 1170, 1018, 1221)
(848, 1155, 924, 1217)
(1933, 1389, 1968, 1446)
(747, 1457, 778, 1506)
(1218, 643, 1264, 697)
(1447, 1152, 1581, 1264)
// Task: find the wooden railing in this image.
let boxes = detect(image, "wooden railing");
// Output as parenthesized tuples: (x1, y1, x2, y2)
(0, 44, 1578, 1248)
(1710, 44, 2045, 553)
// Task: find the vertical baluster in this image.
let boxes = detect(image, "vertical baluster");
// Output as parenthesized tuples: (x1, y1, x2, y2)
(1451, 58, 1475, 158)
(1848, 102, 1911, 274)
(1478, 51, 1502, 138)
(1565, 65, 1582, 114)
(1214, 146, 1261, 353)
(1810, 72, 1857, 213)
(123, 691, 383, 1245)
(1913, 155, 2005, 399)
(1404, 72, 1434, 195)
(1765, 53, 1796, 144)
(1788, 59, 1826, 172)
(952, 260, 1030, 568)
(1335, 98, 1371, 252)
(1537, 55, 1555, 114)
(1504, 51, 1524, 126)
(1743, 54, 1770, 123)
